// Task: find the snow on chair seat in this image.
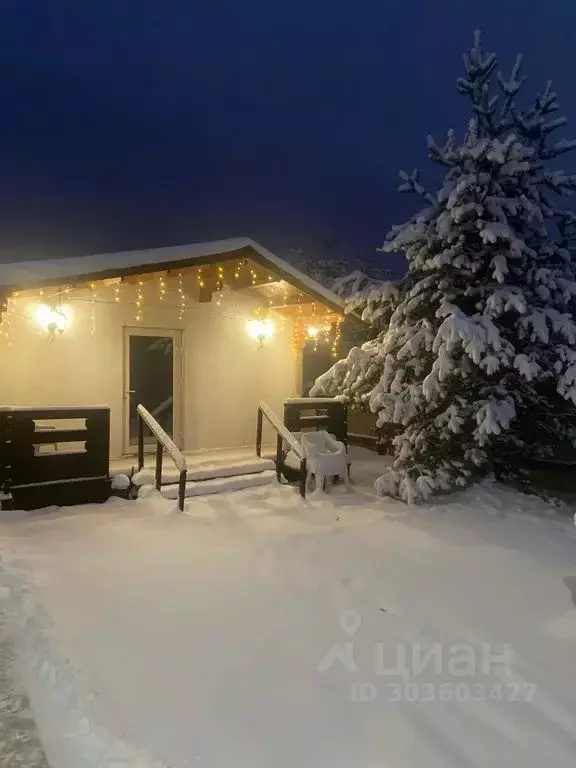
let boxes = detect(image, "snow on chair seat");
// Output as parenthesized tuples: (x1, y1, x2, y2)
(301, 431, 351, 494)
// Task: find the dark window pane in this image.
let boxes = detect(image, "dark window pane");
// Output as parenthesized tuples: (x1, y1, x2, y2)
(129, 335, 174, 444)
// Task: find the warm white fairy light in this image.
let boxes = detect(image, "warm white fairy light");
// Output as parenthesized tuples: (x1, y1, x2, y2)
(178, 273, 186, 320)
(159, 275, 166, 301)
(197, 268, 204, 288)
(216, 264, 224, 306)
(291, 314, 307, 354)
(114, 283, 121, 302)
(331, 317, 343, 358)
(135, 280, 144, 322)
(308, 306, 320, 351)
(251, 268, 257, 286)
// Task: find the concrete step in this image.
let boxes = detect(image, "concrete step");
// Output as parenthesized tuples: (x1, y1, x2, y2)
(160, 469, 276, 499)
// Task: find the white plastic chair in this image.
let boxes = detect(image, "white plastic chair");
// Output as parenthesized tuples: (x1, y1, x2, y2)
(301, 431, 351, 493)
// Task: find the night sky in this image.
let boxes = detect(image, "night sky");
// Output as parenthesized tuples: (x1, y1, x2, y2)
(0, 0, 575, 275)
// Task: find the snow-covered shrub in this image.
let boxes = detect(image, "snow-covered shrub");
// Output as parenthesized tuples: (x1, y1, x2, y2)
(316, 31, 576, 502)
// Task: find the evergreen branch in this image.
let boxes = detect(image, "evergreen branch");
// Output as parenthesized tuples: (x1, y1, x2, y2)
(398, 169, 437, 205)
(541, 138, 576, 159)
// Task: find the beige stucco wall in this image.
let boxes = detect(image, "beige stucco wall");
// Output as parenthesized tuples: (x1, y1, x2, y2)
(0, 282, 298, 457)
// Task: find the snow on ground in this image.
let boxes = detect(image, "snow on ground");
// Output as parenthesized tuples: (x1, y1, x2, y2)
(0, 600, 49, 767)
(1, 448, 576, 767)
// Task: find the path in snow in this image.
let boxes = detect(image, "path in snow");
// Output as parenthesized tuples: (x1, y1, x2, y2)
(0, 600, 49, 768)
(0, 451, 576, 767)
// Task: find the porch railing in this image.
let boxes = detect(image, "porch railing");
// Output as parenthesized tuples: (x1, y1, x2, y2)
(137, 404, 187, 511)
(256, 401, 307, 498)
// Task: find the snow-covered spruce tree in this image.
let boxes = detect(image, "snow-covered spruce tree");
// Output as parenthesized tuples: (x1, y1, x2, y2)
(316, 31, 576, 502)
(310, 280, 399, 398)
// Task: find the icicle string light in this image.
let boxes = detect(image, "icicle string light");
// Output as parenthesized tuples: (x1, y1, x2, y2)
(216, 264, 224, 306)
(331, 318, 343, 357)
(10, 269, 345, 353)
(291, 315, 307, 354)
(178, 273, 186, 320)
(135, 281, 144, 322)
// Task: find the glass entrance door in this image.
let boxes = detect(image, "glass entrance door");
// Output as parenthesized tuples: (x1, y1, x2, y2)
(124, 328, 182, 452)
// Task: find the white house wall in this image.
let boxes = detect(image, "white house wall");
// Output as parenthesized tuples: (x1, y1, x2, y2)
(0, 285, 298, 457)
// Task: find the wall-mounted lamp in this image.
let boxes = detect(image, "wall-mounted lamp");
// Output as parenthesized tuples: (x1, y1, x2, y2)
(35, 304, 71, 338)
(247, 318, 273, 347)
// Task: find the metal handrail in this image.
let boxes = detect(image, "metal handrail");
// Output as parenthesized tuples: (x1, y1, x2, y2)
(137, 404, 187, 511)
(256, 401, 307, 498)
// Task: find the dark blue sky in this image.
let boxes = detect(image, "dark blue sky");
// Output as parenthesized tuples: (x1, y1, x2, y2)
(0, 0, 575, 274)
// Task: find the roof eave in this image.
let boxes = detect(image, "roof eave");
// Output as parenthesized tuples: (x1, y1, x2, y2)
(0, 240, 347, 316)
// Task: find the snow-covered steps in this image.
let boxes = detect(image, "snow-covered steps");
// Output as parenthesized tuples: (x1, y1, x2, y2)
(186, 457, 274, 482)
(131, 457, 275, 487)
(161, 469, 276, 499)
(128, 454, 278, 500)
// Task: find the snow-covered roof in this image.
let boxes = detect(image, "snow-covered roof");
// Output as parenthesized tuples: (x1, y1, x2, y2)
(0, 237, 345, 313)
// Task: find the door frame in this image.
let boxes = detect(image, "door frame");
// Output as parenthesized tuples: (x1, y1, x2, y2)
(122, 326, 184, 455)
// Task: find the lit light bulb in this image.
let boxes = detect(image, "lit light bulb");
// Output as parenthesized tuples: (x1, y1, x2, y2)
(34, 304, 71, 336)
(247, 318, 273, 347)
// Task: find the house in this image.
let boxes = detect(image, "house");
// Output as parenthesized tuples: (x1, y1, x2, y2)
(0, 238, 347, 466)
